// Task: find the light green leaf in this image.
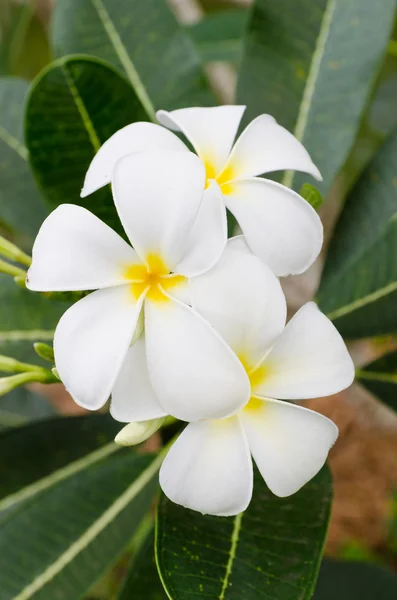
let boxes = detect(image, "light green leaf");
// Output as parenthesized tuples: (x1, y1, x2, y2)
(0, 415, 162, 599)
(313, 559, 397, 600)
(0, 77, 47, 243)
(187, 9, 248, 65)
(156, 467, 332, 599)
(317, 130, 397, 339)
(51, 0, 215, 114)
(237, 0, 396, 194)
(25, 55, 150, 233)
(356, 349, 397, 412)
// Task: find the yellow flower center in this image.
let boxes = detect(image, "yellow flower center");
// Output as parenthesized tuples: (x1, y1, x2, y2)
(237, 353, 272, 414)
(123, 253, 186, 303)
(204, 159, 236, 195)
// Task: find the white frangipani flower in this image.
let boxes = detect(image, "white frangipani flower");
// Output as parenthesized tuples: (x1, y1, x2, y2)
(26, 151, 250, 421)
(81, 106, 323, 276)
(158, 240, 355, 516)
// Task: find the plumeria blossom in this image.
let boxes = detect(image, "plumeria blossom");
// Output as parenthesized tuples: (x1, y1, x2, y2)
(26, 151, 250, 421)
(158, 240, 355, 516)
(81, 105, 323, 276)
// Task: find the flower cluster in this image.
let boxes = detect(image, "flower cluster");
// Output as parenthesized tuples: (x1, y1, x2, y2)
(27, 106, 354, 516)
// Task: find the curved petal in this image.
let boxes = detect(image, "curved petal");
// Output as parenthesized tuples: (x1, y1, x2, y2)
(240, 397, 338, 497)
(144, 295, 250, 421)
(160, 417, 253, 516)
(173, 181, 227, 278)
(81, 122, 187, 197)
(27, 205, 141, 292)
(112, 150, 205, 269)
(54, 285, 144, 410)
(253, 302, 355, 400)
(110, 338, 167, 422)
(157, 106, 246, 176)
(224, 178, 323, 276)
(224, 114, 321, 180)
(190, 238, 286, 364)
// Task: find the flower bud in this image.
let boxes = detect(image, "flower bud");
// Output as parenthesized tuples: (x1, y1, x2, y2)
(115, 417, 166, 447)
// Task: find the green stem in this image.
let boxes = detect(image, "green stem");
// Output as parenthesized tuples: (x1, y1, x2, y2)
(388, 40, 397, 57)
(0, 370, 58, 396)
(0, 355, 49, 374)
(0, 235, 31, 267)
(0, 258, 26, 279)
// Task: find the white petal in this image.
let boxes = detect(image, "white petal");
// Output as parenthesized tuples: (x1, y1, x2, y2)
(110, 338, 167, 422)
(157, 106, 246, 176)
(240, 397, 338, 497)
(173, 181, 227, 278)
(81, 122, 187, 197)
(224, 178, 323, 276)
(27, 205, 140, 292)
(115, 417, 166, 446)
(253, 302, 355, 400)
(112, 150, 205, 269)
(190, 238, 286, 364)
(160, 418, 252, 516)
(54, 285, 144, 410)
(225, 114, 321, 180)
(144, 295, 250, 421)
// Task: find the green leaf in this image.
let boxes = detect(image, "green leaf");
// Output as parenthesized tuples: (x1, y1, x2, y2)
(187, 9, 248, 65)
(356, 349, 397, 411)
(313, 559, 397, 600)
(25, 55, 150, 233)
(0, 415, 162, 599)
(299, 184, 323, 210)
(156, 467, 332, 599)
(51, 0, 215, 114)
(0, 275, 68, 364)
(237, 0, 396, 194)
(0, 386, 55, 431)
(317, 130, 397, 338)
(0, 77, 47, 243)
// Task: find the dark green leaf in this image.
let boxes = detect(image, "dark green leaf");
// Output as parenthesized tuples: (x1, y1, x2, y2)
(25, 55, 150, 233)
(356, 349, 397, 411)
(51, 0, 215, 114)
(313, 559, 397, 600)
(317, 129, 397, 338)
(237, 0, 396, 194)
(187, 9, 248, 65)
(156, 467, 332, 599)
(0, 415, 162, 599)
(0, 386, 55, 431)
(0, 77, 47, 243)
(299, 184, 323, 210)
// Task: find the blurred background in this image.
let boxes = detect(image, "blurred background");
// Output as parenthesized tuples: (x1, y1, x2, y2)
(1, 0, 397, 597)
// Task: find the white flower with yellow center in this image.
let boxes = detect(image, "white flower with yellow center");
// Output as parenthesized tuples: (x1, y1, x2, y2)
(157, 240, 355, 516)
(81, 106, 323, 276)
(26, 151, 250, 420)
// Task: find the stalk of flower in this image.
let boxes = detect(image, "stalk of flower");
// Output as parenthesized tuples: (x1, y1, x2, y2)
(26, 150, 250, 421)
(81, 105, 323, 276)
(113, 240, 354, 517)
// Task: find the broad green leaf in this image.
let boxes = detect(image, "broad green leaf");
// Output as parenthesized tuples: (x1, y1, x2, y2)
(0, 77, 47, 243)
(51, 0, 215, 115)
(317, 130, 397, 339)
(0, 275, 68, 364)
(187, 9, 248, 65)
(0, 387, 55, 431)
(313, 559, 397, 600)
(236, 0, 396, 194)
(25, 55, 150, 233)
(156, 467, 332, 600)
(0, 416, 163, 599)
(356, 349, 397, 412)
(117, 530, 167, 600)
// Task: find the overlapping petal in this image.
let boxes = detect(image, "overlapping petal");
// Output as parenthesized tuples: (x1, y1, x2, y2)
(54, 285, 144, 410)
(252, 302, 355, 400)
(144, 295, 250, 421)
(240, 397, 338, 497)
(159, 417, 252, 516)
(112, 150, 205, 270)
(190, 238, 286, 363)
(26, 204, 141, 292)
(110, 338, 167, 423)
(224, 178, 323, 276)
(224, 114, 321, 180)
(157, 106, 246, 176)
(81, 122, 187, 197)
